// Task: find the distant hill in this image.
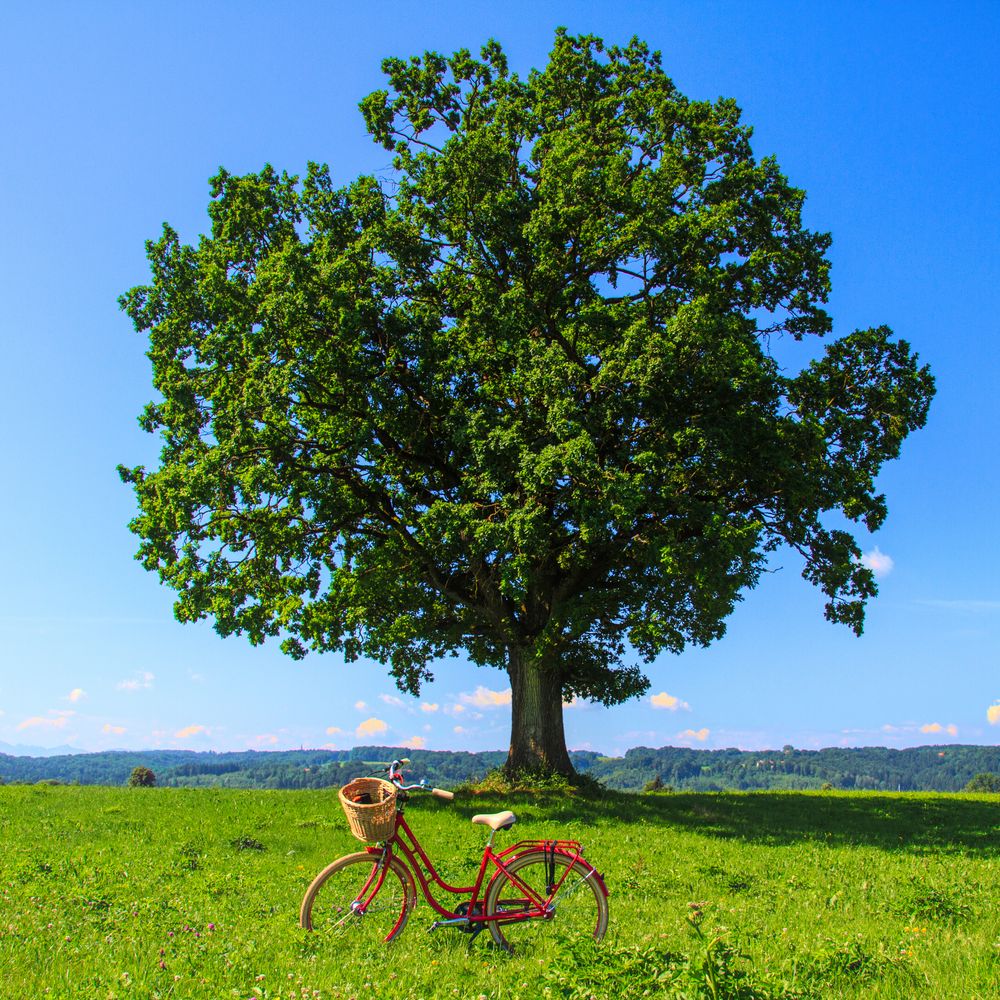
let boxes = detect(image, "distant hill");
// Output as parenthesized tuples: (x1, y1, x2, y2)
(1, 744, 997, 792)
(0, 741, 82, 757)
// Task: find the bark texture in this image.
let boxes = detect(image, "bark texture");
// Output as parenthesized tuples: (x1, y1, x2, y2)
(504, 648, 574, 777)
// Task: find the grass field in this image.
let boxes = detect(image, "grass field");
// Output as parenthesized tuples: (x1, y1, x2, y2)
(0, 784, 997, 998)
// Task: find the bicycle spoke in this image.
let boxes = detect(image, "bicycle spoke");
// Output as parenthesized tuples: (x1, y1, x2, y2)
(300, 853, 415, 944)
(485, 851, 608, 953)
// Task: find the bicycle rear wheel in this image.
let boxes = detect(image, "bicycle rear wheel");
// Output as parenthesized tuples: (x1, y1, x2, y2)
(484, 849, 608, 953)
(300, 851, 416, 944)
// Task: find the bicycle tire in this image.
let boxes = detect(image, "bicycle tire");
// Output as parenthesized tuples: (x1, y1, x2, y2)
(299, 851, 416, 944)
(484, 849, 608, 953)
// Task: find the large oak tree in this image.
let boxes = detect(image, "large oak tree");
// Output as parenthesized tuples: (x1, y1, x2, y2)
(120, 32, 934, 775)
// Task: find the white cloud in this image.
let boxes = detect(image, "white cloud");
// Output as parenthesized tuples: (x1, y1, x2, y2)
(677, 727, 710, 742)
(379, 694, 405, 708)
(253, 734, 279, 745)
(919, 722, 959, 736)
(117, 671, 154, 692)
(67, 688, 87, 703)
(453, 725, 467, 735)
(356, 717, 388, 738)
(102, 723, 126, 736)
(175, 724, 208, 739)
(650, 691, 690, 711)
(460, 686, 512, 709)
(444, 703, 466, 716)
(401, 735, 426, 750)
(325, 726, 344, 736)
(18, 715, 69, 731)
(987, 702, 1000, 725)
(354, 700, 367, 711)
(860, 547, 894, 578)
(420, 702, 439, 713)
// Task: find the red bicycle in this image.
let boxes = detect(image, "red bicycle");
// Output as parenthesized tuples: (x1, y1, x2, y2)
(299, 758, 609, 951)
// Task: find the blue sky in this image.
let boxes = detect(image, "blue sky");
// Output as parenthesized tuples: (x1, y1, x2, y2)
(1, 1, 997, 757)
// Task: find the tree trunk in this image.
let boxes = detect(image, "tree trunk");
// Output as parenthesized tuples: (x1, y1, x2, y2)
(504, 647, 575, 777)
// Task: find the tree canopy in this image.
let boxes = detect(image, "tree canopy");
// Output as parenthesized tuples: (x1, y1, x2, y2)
(120, 31, 934, 774)
(128, 766, 156, 788)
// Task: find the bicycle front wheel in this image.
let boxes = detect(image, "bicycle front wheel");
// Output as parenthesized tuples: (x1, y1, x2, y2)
(484, 849, 608, 953)
(300, 851, 416, 944)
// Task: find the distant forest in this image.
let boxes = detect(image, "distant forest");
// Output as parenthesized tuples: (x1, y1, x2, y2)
(1, 744, 998, 792)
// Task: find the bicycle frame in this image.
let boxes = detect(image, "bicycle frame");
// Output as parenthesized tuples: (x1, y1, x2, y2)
(362, 804, 600, 928)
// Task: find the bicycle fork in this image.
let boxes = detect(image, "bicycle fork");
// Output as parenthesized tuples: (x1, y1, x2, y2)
(346, 849, 392, 920)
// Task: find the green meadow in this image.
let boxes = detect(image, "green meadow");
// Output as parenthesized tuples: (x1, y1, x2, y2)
(1, 785, 997, 999)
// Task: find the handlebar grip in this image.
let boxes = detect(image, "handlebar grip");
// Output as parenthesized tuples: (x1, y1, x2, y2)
(431, 788, 454, 801)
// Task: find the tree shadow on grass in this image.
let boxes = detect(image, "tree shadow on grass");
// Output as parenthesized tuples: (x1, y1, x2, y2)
(461, 790, 1000, 856)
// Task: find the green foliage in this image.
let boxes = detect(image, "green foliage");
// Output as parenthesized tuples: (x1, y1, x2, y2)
(127, 766, 155, 787)
(177, 840, 203, 871)
(2, 786, 996, 998)
(801, 937, 905, 990)
(897, 879, 972, 925)
(964, 771, 1000, 793)
(584, 744, 1000, 792)
(546, 932, 806, 998)
(4, 744, 1000, 793)
(460, 766, 607, 797)
(118, 31, 934, 774)
(230, 835, 266, 852)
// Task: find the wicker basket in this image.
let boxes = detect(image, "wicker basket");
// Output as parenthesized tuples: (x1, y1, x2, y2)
(338, 777, 397, 842)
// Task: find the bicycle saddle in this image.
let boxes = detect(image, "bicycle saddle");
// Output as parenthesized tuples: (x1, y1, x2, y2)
(471, 810, 517, 830)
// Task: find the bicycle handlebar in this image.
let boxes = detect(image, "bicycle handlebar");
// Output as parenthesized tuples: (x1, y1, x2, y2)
(380, 758, 454, 800)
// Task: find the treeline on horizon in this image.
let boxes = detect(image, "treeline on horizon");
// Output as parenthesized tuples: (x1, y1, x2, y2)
(1, 743, 998, 792)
